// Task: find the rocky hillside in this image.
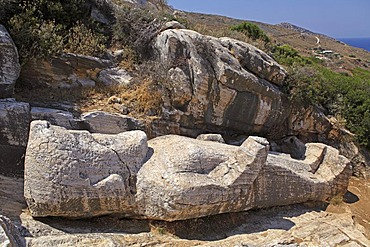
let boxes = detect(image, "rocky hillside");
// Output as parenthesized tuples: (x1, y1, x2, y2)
(0, 0, 370, 246)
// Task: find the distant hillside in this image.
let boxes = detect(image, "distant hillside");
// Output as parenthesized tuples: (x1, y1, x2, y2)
(181, 11, 370, 74)
(277, 22, 320, 36)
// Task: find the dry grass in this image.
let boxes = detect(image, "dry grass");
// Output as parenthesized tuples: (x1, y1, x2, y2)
(15, 79, 164, 120)
(118, 79, 163, 117)
(329, 195, 344, 206)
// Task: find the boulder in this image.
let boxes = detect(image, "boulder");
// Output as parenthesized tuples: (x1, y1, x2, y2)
(196, 133, 225, 143)
(161, 21, 186, 31)
(0, 99, 30, 176)
(80, 111, 144, 134)
(0, 25, 20, 98)
(153, 29, 343, 148)
(24, 121, 148, 217)
(0, 99, 30, 147)
(18, 53, 113, 89)
(24, 122, 350, 220)
(0, 215, 25, 247)
(97, 67, 133, 86)
(31, 107, 75, 129)
(154, 29, 290, 137)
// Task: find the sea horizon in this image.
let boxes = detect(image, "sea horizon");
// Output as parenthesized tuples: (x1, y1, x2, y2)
(338, 37, 370, 52)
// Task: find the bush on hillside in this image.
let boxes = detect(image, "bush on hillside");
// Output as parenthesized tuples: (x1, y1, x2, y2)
(113, 6, 162, 58)
(3, 0, 107, 63)
(269, 44, 312, 66)
(64, 22, 107, 56)
(231, 22, 270, 43)
(287, 64, 370, 148)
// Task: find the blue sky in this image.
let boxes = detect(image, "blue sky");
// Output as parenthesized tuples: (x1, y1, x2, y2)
(167, 0, 370, 38)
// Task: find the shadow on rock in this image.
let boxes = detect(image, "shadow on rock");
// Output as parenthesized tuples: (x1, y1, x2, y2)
(35, 216, 151, 235)
(152, 204, 326, 241)
(343, 190, 360, 204)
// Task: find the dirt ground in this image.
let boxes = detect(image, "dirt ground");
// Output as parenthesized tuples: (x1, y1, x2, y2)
(327, 177, 370, 239)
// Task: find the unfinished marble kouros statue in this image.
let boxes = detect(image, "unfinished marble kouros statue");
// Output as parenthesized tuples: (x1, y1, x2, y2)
(24, 121, 351, 221)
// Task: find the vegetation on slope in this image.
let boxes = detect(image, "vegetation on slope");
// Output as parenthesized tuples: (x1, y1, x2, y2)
(231, 22, 270, 43)
(276, 47, 370, 148)
(229, 20, 370, 148)
(220, 20, 370, 148)
(0, 0, 107, 63)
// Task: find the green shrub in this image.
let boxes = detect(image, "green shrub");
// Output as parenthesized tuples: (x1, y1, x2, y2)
(287, 63, 370, 148)
(4, 0, 107, 63)
(8, 8, 64, 63)
(269, 44, 312, 66)
(231, 22, 270, 43)
(64, 22, 107, 56)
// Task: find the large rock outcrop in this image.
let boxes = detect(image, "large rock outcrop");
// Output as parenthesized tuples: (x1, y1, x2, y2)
(24, 122, 351, 220)
(154, 29, 289, 137)
(0, 25, 20, 98)
(153, 29, 338, 144)
(0, 99, 30, 176)
(18, 53, 113, 88)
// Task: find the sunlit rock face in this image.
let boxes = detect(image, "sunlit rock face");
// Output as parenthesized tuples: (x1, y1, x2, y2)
(0, 25, 20, 98)
(154, 29, 289, 137)
(24, 121, 351, 221)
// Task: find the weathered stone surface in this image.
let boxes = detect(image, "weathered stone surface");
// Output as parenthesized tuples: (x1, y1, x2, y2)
(135, 135, 270, 221)
(196, 133, 225, 143)
(18, 53, 113, 88)
(31, 107, 74, 129)
(162, 21, 186, 31)
(136, 135, 350, 221)
(0, 215, 26, 247)
(288, 106, 333, 142)
(80, 111, 144, 134)
(200, 210, 370, 247)
(153, 29, 348, 153)
(24, 122, 350, 220)
(255, 144, 351, 209)
(0, 99, 30, 176)
(97, 67, 133, 86)
(154, 29, 290, 137)
(219, 38, 287, 86)
(0, 25, 20, 99)
(24, 121, 148, 217)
